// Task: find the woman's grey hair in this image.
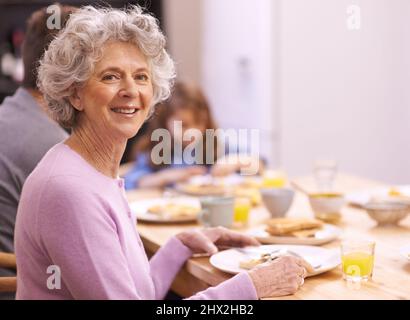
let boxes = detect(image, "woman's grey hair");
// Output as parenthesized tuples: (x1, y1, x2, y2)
(38, 5, 175, 128)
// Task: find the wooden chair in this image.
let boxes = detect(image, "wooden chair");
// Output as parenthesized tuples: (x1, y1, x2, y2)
(0, 252, 17, 293)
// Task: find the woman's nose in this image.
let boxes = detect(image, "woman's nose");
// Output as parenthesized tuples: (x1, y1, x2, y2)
(118, 79, 139, 99)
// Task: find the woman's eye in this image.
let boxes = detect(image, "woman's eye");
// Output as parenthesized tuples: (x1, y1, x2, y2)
(102, 74, 119, 81)
(136, 74, 149, 81)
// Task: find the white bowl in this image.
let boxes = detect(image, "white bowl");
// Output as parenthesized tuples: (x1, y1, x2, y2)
(260, 188, 295, 218)
(363, 202, 410, 225)
(308, 193, 345, 223)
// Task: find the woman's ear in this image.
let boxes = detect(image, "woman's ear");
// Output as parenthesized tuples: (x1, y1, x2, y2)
(68, 88, 84, 111)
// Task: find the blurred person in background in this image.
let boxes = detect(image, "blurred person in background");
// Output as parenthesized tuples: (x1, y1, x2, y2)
(0, 4, 76, 299)
(124, 81, 263, 189)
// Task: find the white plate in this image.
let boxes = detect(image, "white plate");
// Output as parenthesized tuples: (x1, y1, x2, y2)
(246, 224, 342, 246)
(399, 244, 410, 261)
(210, 244, 341, 276)
(346, 186, 410, 207)
(174, 174, 262, 196)
(129, 197, 200, 223)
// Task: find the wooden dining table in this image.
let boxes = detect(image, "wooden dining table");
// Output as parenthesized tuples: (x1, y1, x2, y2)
(126, 173, 410, 300)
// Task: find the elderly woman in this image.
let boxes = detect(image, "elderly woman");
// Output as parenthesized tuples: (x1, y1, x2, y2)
(14, 6, 307, 299)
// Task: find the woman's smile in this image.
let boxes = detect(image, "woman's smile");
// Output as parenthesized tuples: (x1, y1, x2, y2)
(110, 106, 142, 116)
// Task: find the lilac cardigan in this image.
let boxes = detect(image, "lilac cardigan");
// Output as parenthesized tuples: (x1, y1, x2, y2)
(14, 143, 258, 300)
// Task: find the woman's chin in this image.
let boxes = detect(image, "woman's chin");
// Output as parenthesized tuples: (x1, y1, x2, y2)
(120, 125, 143, 140)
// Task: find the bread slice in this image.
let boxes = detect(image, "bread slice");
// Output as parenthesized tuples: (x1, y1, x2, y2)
(289, 228, 321, 238)
(265, 217, 323, 236)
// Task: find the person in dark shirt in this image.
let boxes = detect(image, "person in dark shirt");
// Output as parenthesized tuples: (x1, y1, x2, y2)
(0, 4, 76, 299)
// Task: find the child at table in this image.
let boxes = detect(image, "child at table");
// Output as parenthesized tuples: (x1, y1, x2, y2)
(124, 81, 262, 189)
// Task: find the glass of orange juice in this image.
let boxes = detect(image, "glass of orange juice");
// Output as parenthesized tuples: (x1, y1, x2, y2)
(234, 197, 251, 227)
(262, 169, 287, 188)
(341, 240, 375, 282)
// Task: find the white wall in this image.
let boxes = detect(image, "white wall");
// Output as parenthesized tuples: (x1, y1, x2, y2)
(280, 0, 410, 183)
(201, 0, 278, 164)
(163, 0, 202, 84)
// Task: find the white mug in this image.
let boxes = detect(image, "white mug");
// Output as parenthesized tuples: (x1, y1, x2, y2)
(199, 196, 234, 228)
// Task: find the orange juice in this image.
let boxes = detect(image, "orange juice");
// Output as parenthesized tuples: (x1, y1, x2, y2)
(342, 252, 374, 280)
(234, 198, 251, 225)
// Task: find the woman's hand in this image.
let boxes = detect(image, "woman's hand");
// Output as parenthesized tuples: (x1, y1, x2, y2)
(176, 226, 260, 255)
(248, 256, 309, 298)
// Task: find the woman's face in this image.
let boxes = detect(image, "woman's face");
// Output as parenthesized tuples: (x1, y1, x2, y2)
(72, 41, 153, 141)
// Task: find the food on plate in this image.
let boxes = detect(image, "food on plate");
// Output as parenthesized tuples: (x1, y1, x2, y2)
(239, 253, 273, 270)
(239, 251, 316, 273)
(265, 218, 324, 238)
(147, 203, 200, 218)
(178, 183, 230, 196)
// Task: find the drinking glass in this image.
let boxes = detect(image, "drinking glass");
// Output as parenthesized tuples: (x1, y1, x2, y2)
(341, 240, 376, 282)
(313, 159, 338, 192)
(233, 197, 251, 227)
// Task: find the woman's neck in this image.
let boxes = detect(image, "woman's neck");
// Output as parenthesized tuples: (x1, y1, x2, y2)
(65, 125, 126, 179)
